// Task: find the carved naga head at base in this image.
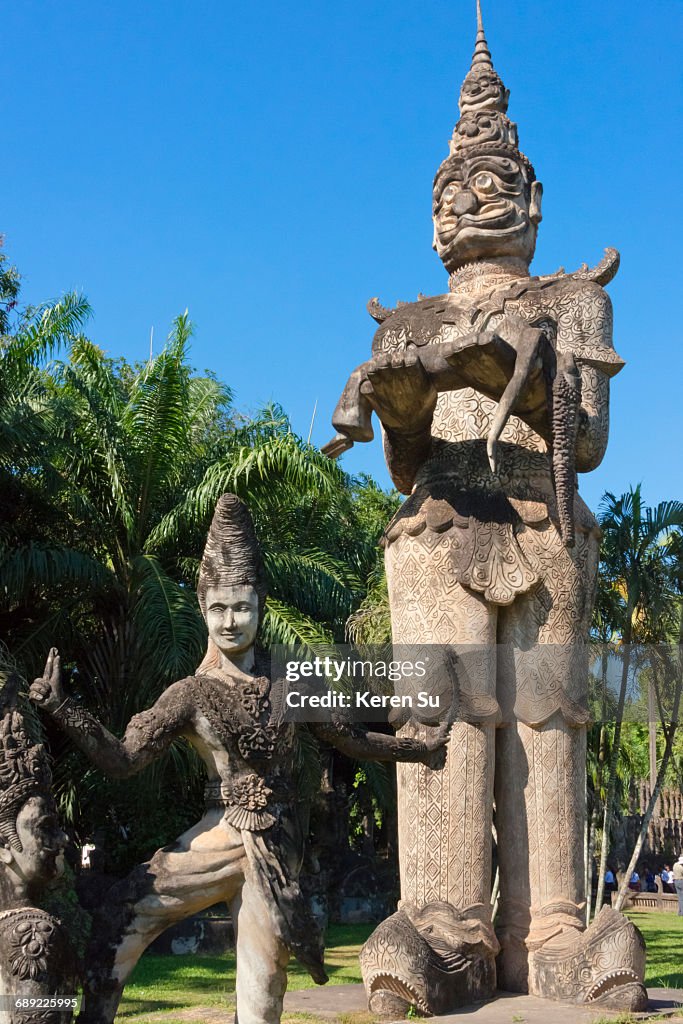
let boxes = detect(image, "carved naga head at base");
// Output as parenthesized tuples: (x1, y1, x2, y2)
(360, 900, 499, 1017)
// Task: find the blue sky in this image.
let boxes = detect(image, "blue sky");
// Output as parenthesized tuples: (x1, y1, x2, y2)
(4, 0, 682, 511)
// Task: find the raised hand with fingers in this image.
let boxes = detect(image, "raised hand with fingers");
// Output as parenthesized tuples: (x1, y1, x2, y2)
(29, 648, 66, 713)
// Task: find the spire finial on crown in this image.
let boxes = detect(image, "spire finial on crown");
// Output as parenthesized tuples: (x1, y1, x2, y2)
(472, 0, 493, 70)
(435, 0, 532, 176)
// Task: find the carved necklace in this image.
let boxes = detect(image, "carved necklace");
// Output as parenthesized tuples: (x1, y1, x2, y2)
(449, 257, 529, 298)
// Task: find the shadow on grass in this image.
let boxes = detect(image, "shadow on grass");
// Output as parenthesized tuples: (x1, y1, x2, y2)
(118, 924, 375, 1018)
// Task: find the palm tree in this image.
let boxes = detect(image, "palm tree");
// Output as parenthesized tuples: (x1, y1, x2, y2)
(3, 296, 397, 868)
(593, 485, 683, 911)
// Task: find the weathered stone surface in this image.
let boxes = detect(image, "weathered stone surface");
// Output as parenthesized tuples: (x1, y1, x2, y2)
(323, 0, 646, 1014)
(360, 900, 498, 1016)
(0, 675, 77, 1024)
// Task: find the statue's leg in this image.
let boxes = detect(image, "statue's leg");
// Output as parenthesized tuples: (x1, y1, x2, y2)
(79, 812, 247, 1024)
(494, 708, 586, 992)
(387, 530, 498, 909)
(361, 532, 500, 1014)
(230, 877, 289, 1024)
(494, 521, 596, 991)
(495, 526, 646, 1009)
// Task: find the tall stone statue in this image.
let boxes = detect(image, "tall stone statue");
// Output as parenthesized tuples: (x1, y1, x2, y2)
(326, 2, 647, 1016)
(30, 494, 447, 1024)
(0, 675, 77, 1024)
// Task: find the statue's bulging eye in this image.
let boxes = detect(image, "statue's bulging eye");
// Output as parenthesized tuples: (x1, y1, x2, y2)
(474, 173, 495, 194)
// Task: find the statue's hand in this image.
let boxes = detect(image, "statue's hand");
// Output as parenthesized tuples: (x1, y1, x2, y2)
(29, 648, 66, 713)
(421, 721, 451, 770)
(361, 346, 437, 432)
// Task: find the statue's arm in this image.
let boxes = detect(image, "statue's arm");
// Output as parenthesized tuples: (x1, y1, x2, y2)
(54, 684, 191, 778)
(30, 653, 192, 778)
(383, 424, 433, 495)
(363, 349, 438, 494)
(556, 282, 614, 472)
(311, 720, 448, 768)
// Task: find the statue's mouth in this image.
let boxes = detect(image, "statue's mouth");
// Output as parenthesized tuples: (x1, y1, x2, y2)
(458, 203, 524, 233)
(436, 203, 527, 250)
(365, 970, 428, 1013)
(585, 969, 644, 1003)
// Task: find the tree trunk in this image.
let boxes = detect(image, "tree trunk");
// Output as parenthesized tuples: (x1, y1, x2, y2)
(587, 716, 609, 925)
(595, 628, 633, 913)
(586, 798, 600, 924)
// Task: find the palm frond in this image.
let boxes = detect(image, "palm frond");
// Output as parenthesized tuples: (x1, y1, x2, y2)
(260, 598, 333, 652)
(130, 554, 205, 681)
(0, 543, 113, 607)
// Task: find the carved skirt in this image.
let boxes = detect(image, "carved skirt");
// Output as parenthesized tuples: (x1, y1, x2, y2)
(383, 444, 601, 727)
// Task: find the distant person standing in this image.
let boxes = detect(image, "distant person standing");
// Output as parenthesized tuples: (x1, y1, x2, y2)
(673, 856, 683, 915)
(661, 865, 675, 894)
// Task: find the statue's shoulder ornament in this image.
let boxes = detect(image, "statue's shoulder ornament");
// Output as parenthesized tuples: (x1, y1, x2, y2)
(487, 248, 624, 377)
(367, 249, 622, 368)
(534, 246, 620, 289)
(369, 291, 486, 358)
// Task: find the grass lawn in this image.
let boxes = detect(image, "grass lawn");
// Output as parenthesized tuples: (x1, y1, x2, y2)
(117, 923, 375, 1022)
(625, 910, 683, 990)
(116, 914, 683, 1022)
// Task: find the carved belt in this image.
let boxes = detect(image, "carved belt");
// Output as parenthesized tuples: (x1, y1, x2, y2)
(204, 773, 275, 831)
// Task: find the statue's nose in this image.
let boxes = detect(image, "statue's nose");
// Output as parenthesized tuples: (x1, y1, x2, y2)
(452, 190, 477, 215)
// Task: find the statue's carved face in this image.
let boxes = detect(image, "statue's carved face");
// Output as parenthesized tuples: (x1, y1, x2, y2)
(459, 71, 509, 115)
(1, 796, 66, 889)
(205, 584, 260, 659)
(432, 153, 542, 271)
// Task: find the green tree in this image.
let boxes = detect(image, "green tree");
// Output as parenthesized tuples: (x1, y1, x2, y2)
(2, 278, 397, 868)
(593, 485, 683, 912)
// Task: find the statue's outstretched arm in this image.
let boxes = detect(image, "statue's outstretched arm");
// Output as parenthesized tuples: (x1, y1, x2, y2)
(362, 349, 438, 494)
(30, 649, 192, 778)
(312, 720, 448, 769)
(382, 424, 433, 494)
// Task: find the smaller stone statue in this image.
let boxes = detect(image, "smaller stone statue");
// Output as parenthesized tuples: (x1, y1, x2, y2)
(30, 494, 448, 1024)
(0, 675, 77, 1024)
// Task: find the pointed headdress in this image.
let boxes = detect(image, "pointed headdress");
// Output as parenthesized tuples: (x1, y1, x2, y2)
(0, 675, 53, 852)
(434, 0, 535, 192)
(197, 494, 268, 617)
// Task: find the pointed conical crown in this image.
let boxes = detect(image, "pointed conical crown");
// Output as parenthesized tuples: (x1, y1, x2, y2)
(436, 1, 534, 187)
(0, 676, 53, 852)
(197, 494, 268, 616)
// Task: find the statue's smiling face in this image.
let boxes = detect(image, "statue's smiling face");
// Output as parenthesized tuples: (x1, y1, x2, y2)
(459, 71, 509, 114)
(205, 584, 260, 658)
(432, 154, 542, 271)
